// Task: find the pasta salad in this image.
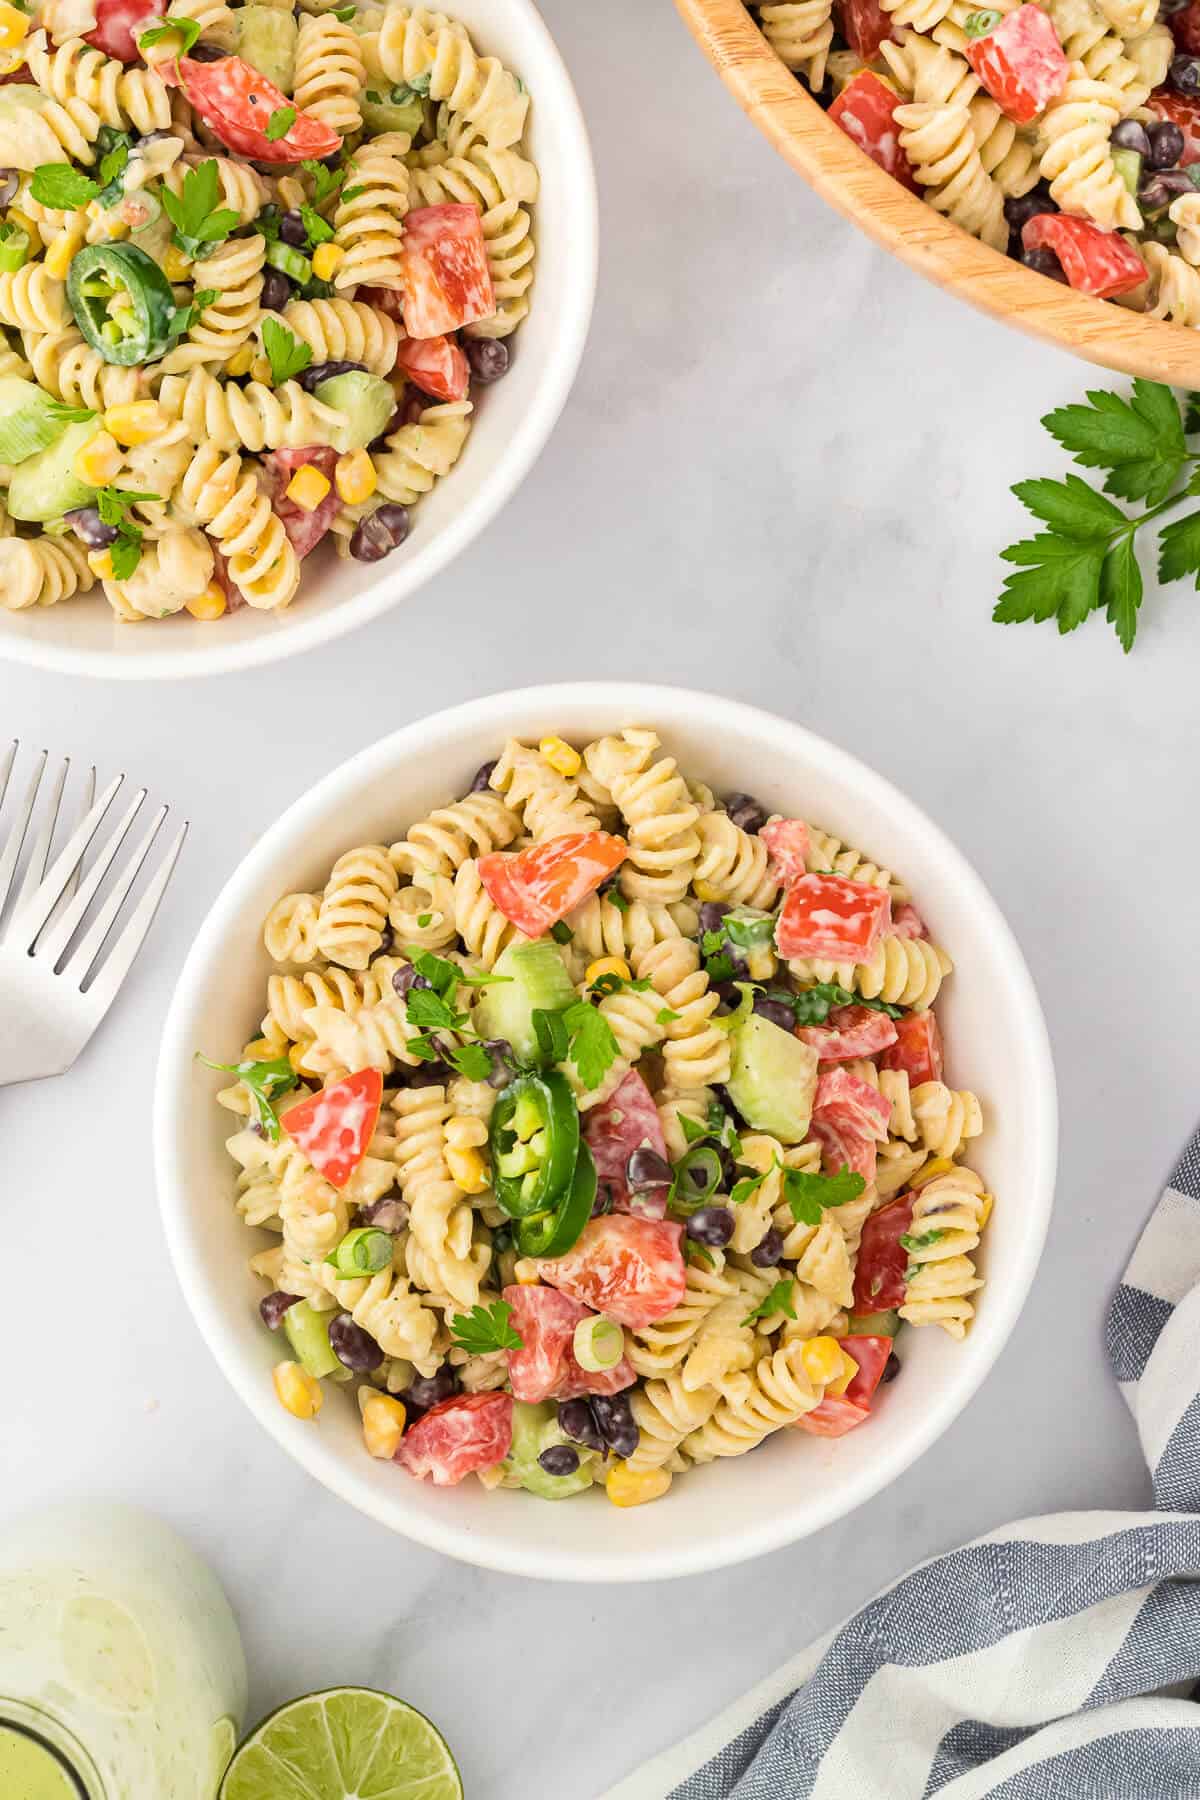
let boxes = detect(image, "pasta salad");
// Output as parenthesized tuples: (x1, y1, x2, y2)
(751, 0, 1200, 321)
(0, 0, 537, 621)
(206, 729, 992, 1506)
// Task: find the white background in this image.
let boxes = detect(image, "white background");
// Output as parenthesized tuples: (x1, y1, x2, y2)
(2, 2, 1197, 1793)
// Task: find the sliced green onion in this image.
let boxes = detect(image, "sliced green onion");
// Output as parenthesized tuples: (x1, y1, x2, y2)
(325, 1226, 394, 1277)
(282, 1300, 341, 1379)
(672, 1145, 723, 1212)
(722, 909, 775, 950)
(265, 240, 313, 285)
(0, 224, 29, 274)
(573, 1315, 623, 1373)
(550, 921, 573, 944)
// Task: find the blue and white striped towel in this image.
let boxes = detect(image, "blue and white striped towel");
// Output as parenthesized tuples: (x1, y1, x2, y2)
(610, 1133, 1200, 1800)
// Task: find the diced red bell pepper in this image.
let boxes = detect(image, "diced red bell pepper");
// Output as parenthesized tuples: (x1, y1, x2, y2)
(281, 1068, 382, 1190)
(1146, 89, 1200, 166)
(86, 0, 159, 62)
(395, 1391, 512, 1485)
(538, 1215, 686, 1330)
(852, 1195, 915, 1312)
(837, 1334, 893, 1407)
(759, 817, 810, 886)
(477, 831, 627, 937)
(880, 1012, 943, 1086)
(776, 872, 892, 963)
(261, 447, 339, 560)
(796, 1003, 899, 1062)
(503, 1284, 588, 1404)
(583, 1069, 670, 1219)
(828, 72, 917, 193)
(1021, 215, 1147, 299)
(400, 204, 495, 338)
(793, 1395, 871, 1437)
(394, 333, 470, 403)
(835, 0, 894, 60)
(964, 5, 1068, 124)
(173, 56, 341, 162)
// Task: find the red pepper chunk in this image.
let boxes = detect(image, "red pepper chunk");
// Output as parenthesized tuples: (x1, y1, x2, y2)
(793, 1395, 871, 1437)
(175, 56, 341, 163)
(281, 1068, 382, 1190)
(86, 0, 159, 62)
(964, 5, 1067, 124)
(829, 73, 918, 193)
(836, 0, 895, 61)
(852, 1195, 915, 1312)
(775, 871, 892, 962)
(394, 333, 471, 403)
(880, 1012, 944, 1086)
(759, 817, 810, 886)
(1021, 215, 1147, 298)
(400, 205, 495, 338)
(478, 831, 627, 937)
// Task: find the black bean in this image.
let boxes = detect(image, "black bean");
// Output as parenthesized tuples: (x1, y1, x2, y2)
(698, 901, 730, 935)
(1003, 189, 1057, 232)
(1157, 168, 1195, 195)
(377, 503, 412, 545)
(1149, 121, 1186, 169)
(753, 994, 798, 1033)
(190, 41, 227, 58)
(259, 1290, 301, 1329)
(297, 358, 367, 393)
(405, 1366, 460, 1410)
(391, 962, 430, 997)
(557, 1398, 605, 1451)
(627, 1146, 672, 1189)
(260, 267, 292, 314)
(402, 1061, 451, 1087)
(725, 792, 768, 834)
(358, 1196, 410, 1233)
(480, 1038, 515, 1087)
(686, 1205, 735, 1248)
(465, 338, 509, 383)
(492, 1224, 513, 1253)
(1112, 119, 1152, 157)
(1171, 53, 1200, 94)
(280, 208, 309, 247)
(377, 926, 394, 953)
(0, 168, 17, 209)
(329, 1313, 384, 1372)
(367, 412, 401, 454)
(538, 1444, 580, 1477)
(750, 1227, 785, 1268)
(64, 506, 117, 549)
(1138, 175, 1172, 211)
(881, 1351, 902, 1384)
(350, 512, 396, 563)
(1021, 246, 1067, 282)
(590, 1392, 638, 1459)
(470, 759, 498, 792)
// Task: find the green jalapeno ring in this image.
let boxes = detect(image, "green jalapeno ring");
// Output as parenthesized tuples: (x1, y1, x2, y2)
(488, 1071, 580, 1221)
(66, 242, 178, 366)
(515, 1141, 597, 1260)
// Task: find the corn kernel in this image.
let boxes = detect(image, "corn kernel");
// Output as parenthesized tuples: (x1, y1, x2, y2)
(335, 448, 376, 506)
(273, 1360, 323, 1420)
(513, 1257, 541, 1285)
(692, 879, 723, 903)
(826, 1348, 861, 1398)
(44, 229, 82, 281)
(312, 241, 345, 281)
(7, 209, 40, 252)
(87, 549, 114, 580)
(446, 1143, 487, 1194)
(909, 1156, 955, 1190)
(799, 1336, 845, 1387)
(585, 955, 631, 988)
(978, 1193, 994, 1231)
(285, 465, 332, 511)
(220, 345, 252, 381)
(103, 400, 166, 446)
(251, 355, 271, 384)
(361, 1392, 407, 1459)
(606, 1462, 672, 1508)
(539, 734, 582, 777)
(163, 243, 193, 282)
(746, 947, 777, 982)
(0, 1, 31, 45)
(74, 430, 122, 487)
(0, 46, 22, 73)
(185, 581, 227, 621)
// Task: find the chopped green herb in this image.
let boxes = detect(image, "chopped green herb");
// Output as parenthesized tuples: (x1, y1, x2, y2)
(266, 105, 296, 142)
(656, 1007, 680, 1025)
(299, 203, 334, 245)
(45, 400, 96, 424)
(160, 159, 239, 259)
(301, 158, 346, 206)
(729, 1167, 768, 1207)
(196, 1052, 298, 1141)
(448, 1040, 495, 1082)
(449, 1299, 523, 1355)
(550, 921, 573, 944)
(260, 315, 313, 386)
(785, 984, 903, 1026)
(899, 1229, 946, 1252)
(742, 1277, 797, 1328)
(138, 15, 201, 51)
(30, 163, 100, 211)
(608, 889, 629, 914)
(782, 1164, 866, 1227)
(340, 183, 365, 201)
(416, 912, 432, 928)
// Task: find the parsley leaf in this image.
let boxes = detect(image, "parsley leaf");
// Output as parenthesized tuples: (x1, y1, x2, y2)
(589, 970, 651, 998)
(448, 1040, 494, 1082)
(1157, 508, 1200, 587)
(782, 1164, 865, 1227)
(899, 1229, 945, 1252)
(684, 1240, 715, 1267)
(95, 127, 132, 206)
(449, 1300, 523, 1355)
(785, 984, 902, 1026)
(299, 203, 334, 245)
(266, 105, 296, 142)
(138, 14, 201, 50)
(95, 487, 159, 528)
(261, 316, 313, 386)
(1100, 535, 1143, 654)
(301, 158, 346, 206)
(160, 159, 239, 258)
(1042, 381, 1188, 507)
(563, 1000, 619, 1089)
(994, 533, 1107, 636)
(332, 4, 356, 17)
(109, 529, 143, 581)
(656, 1007, 680, 1025)
(30, 164, 99, 210)
(729, 1167, 767, 1206)
(742, 1277, 797, 1328)
(196, 1052, 298, 1142)
(405, 986, 460, 1034)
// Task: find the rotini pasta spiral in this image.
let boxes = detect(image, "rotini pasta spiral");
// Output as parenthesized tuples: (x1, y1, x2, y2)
(899, 1166, 988, 1337)
(24, 32, 172, 146)
(489, 738, 602, 840)
(407, 141, 538, 338)
(390, 789, 521, 881)
(0, 266, 70, 333)
(22, 327, 140, 410)
(568, 987, 665, 1111)
(758, 0, 834, 90)
(160, 152, 267, 227)
(313, 844, 398, 971)
(157, 368, 347, 453)
(332, 143, 408, 289)
(326, 1264, 441, 1374)
(1037, 64, 1141, 231)
(394, 1085, 487, 1308)
(911, 1080, 984, 1159)
(293, 12, 366, 137)
(805, 824, 908, 898)
(140, 0, 236, 62)
(879, 35, 1039, 196)
(585, 729, 701, 904)
(451, 859, 520, 968)
(896, 100, 1008, 250)
(628, 1372, 722, 1472)
(564, 893, 695, 967)
(266, 966, 362, 1042)
(271, 298, 400, 377)
(159, 233, 265, 372)
(373, 402, 474, 506)
(1042, 0, 1158, 106)
(0, 534, 93, 610)
(789, 933, 952, 1011)
(1142, 242, 1200, 324)
(175, 443, 300, 610)
(100, 524, 213, 621)
(684, 1341, 824, 1461)
(633, 937, 731, 1091)
(376, 7, 529, 148)
(303, 992, 423, 1077)
(263, 892, 322, 964)
(625, 1251, 737, 1379)
(692, 810, 779, 909)
(389, 873, 459, 951)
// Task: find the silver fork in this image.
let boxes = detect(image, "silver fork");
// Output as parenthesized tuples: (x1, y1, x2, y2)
(0, 742, 187, 1088)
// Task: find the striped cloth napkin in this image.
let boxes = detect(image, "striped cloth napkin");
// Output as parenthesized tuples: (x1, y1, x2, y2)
(608, 1132, 1200, 1800)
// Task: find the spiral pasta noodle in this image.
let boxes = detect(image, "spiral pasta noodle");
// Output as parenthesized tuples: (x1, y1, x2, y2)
(266, 967, 362, 1042)
(0, 266, 70, 333)
(911, 1080, 984, 1159)
(899, 1166, 988, 1338)
(389, 872, 459, 952)
(159, 153, 267, 228)
(376, 7, 529, 148)
(271, 299, 401, 377)
(684, 1341, 826, 1461)
(157, 368, 346, 453)
(373, 402, 474, 506)
(628, 1372, 722, 1472)
(394, 1085, 487, 1308)
(1037, 64, 1141, 231)
(292, 12, 365, 137)
(22, 327, 140, 410)
(390, 789, 521, 881)
(789, 932, 952, 1010)
(1142, 242, 1200, 324)
(0, 534, 93, 610)
(263, 892, 322, 964)
(692, 810, 779, 909)
(24, 33, 172, 145)
(489, 738, 602, 840)
(626, 1251, 738, 1379)
(759, 0, 834, 90)
(407, 141, 538, 338)
(332, 143, 408, 290)
(568, 986, 665, 1111)
(564, 893, 694, 966)
(451, 858, 520, 968)
(311, 844, 398, 971)
(175, 443, 299, 611)
(159, 233, 266, 373)
(100, 524, 214, 621)
(585, 728, 701, 904)
(633, 937, 731, 1091)
(896, 100, 1008, 251)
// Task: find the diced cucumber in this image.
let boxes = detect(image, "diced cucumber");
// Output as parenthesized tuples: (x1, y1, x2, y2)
(361, 83, 426, 138)
(313, 371, 396, 454)
(6, 420, 97, 523)
(504, 1400, 597, 1501)
(846, 1310, 900, 1337)
(1111, 147, 1142, 200)
(235, 3, 298, 92)
(473, 939, 576, 1067)
(283, 1301, 342, 1380)
(726, 1011, 819, 1144)
(0, 376, 75, 466)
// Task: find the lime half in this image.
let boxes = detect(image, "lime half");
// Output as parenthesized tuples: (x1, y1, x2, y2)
(219, 1687, 463, 1800)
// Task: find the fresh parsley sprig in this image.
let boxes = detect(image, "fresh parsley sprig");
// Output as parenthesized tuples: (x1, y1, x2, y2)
(742, 1277, 798, 1328)
(301, 158, 346, 207)
(138, 14, 202, 52)
(530, 1000, 620, 1090)
(994, 378, 1200, 653)
(261, 316, 313, 386)
(730, 1160, 865, 1227)
(196, 1052, 298, 1141)
(397, 949, 509, 1079)
(449, 1299, 523, 1355)
(785, 984, 903, 1026)
(160, 159, 239, 260)
(96, 486, 161, 581)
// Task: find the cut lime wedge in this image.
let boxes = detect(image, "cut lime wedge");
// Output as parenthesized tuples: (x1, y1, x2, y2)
(219, 1687, 463, 1800)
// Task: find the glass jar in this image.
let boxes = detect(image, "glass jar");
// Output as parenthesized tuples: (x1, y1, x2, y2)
(0, 1504, 247, 1799)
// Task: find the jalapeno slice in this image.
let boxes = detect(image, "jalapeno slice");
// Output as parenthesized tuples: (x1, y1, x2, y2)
(515, 1142, 597, 1260)
(489, 1071, 579, 1220)
(66, 243, 178, 366)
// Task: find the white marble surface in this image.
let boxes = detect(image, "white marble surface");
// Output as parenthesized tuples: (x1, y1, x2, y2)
(2, 2, 1198, 1794)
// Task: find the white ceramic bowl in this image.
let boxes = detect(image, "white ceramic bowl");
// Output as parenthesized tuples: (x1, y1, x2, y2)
(155, 684, 1057, 1581)
(0, 2, 596, 682)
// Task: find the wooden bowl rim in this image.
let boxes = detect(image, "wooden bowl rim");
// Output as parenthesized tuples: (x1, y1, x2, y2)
(674, 0, 1200, 386)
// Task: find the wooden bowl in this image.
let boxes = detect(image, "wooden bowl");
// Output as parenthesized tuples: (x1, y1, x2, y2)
(675, 0, 1200, 385)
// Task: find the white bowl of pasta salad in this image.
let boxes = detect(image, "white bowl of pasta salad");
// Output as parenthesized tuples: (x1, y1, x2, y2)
(0, 0, 595, 677)
(155, 683, 1057, 1580)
